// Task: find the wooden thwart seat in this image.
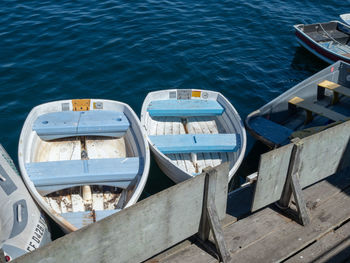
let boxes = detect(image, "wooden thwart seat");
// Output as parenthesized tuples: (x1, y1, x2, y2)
(149, 134, 239, 154)
(26, 157, 142, 191)
(288, 96, 347, 124)
(147, 99, 224, 117)
(317, 79, 350, 104)
(33, 110, 130, 140)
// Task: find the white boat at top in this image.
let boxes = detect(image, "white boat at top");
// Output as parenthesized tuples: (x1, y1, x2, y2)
(141, 89, 246, 183)
(0, 144, 51, 261)
(340, 13, 350, 25)
(18, 99, 150, 233)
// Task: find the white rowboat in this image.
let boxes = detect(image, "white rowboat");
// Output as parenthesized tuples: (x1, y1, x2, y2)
(18, 99, 150, 233)
(141, 89, 246, 183)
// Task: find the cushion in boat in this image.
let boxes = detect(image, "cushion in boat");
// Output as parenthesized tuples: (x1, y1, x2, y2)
(147, 99, 224, 116)
(249, 116, 293, 146)
(148, 133, 239, 154)
(26, 157, 142, 191)
(33, 110, 129, 140)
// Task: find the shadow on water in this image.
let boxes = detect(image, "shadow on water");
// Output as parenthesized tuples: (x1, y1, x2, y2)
(140, 155, 175, 200)
(229, 140, 270, 191)
(291, 46, 328, 73)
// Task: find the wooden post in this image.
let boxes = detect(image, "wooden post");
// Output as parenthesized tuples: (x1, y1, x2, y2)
(0, 249, 5, 263)
(278, 143, 299, 208)
(278, 140, 310, 226)
(198, 164, 231, 263)
(290, 173, 310, 226)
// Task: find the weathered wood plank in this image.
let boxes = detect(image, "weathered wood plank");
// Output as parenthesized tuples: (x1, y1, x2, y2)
(251, 143, 294, 211)
(297, 120, 350, 188)
(14, 173, 207, 263)
(288, 96, 347, 122)
(285, 220, 350, 263)
(290, 173, 310, 226)
(14, 164, 228, 263)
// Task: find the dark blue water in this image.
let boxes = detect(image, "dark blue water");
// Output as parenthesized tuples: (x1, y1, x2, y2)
(0, 0, 347, 194)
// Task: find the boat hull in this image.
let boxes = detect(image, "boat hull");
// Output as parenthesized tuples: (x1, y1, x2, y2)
(294, 22, 350, 64)
(141, 89, 246, 184)
(18, 99, 150, 233)
(0, 145, 51, 261)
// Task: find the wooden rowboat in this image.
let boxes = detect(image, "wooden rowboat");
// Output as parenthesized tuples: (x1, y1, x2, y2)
(141, 89, 246, 183)
(18, 99, 150, 233)
(294, 21, 350, 64)
(246, 61, 350, 148)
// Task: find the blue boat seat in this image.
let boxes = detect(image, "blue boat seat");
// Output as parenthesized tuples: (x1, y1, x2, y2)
(61, 209, 120, 229)
(148, 134, 239, 154)
(147, 99, 224, 117)
(26, 157, 142, 192)
(33, 110, 130, 140)
(249, 116, 293, 146)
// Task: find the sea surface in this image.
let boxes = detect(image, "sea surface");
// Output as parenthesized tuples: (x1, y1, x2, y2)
(0, 0, 347, 196)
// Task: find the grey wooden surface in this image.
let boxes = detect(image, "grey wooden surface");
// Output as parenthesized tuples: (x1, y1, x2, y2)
(251, 143, 294, 211)
(285, 220, 350, 262)
(154, 166, 350, 263)
(14, 164, 228, 263)
(253, 120, 350, 212)
(297, 120, 350, 188)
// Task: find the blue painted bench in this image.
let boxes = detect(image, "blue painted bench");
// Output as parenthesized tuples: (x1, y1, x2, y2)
(147, 99, 224, 117)
(26, 157, 142, 192)
(60, 209, 120, 229)
(148, 134, 239, 154)
(33, 110, 130, 140)
(249, 116, 293, 146)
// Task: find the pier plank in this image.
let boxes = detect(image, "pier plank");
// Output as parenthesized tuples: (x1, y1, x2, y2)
(231, 187, 350, 262)
(285, 220, 350, 263)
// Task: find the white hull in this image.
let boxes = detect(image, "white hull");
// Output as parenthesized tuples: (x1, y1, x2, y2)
(0, 145, 51, 261)
(141, 89, 246, 183)
(18, 99, 150, 233)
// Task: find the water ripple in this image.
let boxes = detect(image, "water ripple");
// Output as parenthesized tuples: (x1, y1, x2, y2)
(0, 0, 343, 161)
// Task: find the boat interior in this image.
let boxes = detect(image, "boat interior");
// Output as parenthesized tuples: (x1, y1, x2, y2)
(298, 22, 350, 55)
(248, 62, 350, 146)
(145, 93, 242, 176)
(25, 104, 143, 228)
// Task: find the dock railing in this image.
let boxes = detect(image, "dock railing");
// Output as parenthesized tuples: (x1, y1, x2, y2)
(251, 120, 350, 225)
(13, 163, 231, 263)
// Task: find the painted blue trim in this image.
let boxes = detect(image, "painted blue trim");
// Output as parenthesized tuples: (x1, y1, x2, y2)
(149, 134, 239, 153)
(147, 99, 224, 116)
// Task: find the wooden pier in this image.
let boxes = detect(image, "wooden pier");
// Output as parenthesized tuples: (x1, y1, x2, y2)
(12, 121, 350, 263)
(147, 169, 350, 262)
